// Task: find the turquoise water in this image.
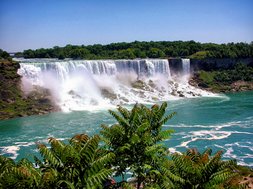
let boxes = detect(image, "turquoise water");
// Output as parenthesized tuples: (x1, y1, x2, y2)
(0, 91, 253, 166)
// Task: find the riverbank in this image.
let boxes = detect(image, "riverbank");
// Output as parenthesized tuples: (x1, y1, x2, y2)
(189, 63, 253, 93)
(1, 57, 253, 120)
(0, 59, 58, 120)
(190, 75, 253, 93)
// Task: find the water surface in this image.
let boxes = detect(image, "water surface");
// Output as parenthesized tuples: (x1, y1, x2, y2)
(0, 91, 252, 166)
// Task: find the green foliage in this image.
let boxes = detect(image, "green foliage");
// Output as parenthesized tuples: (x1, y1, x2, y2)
(199, 70, 215, 84)
(165, 148, 238, 189)
(0, 103, 251, 188)
(189, 51, 210, 59)
(37, 134, 114, 188)
(21, 41, 253, 59)
(0, 156, 42, 189)
(100, 102, 175, 188)
(196, 63, 253, 91)
(0, 49, 11, 59)
(0, 134, 114, 188)
(0, 55, 57, 120)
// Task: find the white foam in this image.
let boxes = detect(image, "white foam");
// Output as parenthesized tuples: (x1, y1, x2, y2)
(180, 130, 231, 148)
(168, 147, 182, 154)
(165, 120, 248, 130)
(15, 142, 35, 147)
(215, 143, 253, 166)
(0, 146, 20, 159)
(17, 58, 216, 111)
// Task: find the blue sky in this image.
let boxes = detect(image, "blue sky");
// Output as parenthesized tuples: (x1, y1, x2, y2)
(0, 0, 252, 52)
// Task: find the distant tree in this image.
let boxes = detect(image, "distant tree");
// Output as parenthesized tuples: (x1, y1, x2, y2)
(23, 49, 35, 58)
(147, 48, 166, 58)
(0, 49, 11, 59)
(14, 52, 23, 58)
(21, 41, 253, 59)
(164, 47, 174, 57)
(57, 52, 65, 60)
(118, 49, 136, 59)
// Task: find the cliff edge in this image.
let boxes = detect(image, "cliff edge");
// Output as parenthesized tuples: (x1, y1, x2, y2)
(0, 59, 58, 120)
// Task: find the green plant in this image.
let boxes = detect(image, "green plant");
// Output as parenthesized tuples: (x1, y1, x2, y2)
(0, 156, 42, 189)
(164, 148, 238, 189)
(36, 134, 114, 188)
(100, 102, 175, 188)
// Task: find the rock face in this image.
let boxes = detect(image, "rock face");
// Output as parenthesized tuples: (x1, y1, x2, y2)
(168, 58, 182, 76)
(0, 59, 58, 120)
(189, 74, 253, 93)
(168, 58, 253, 74)
(190, 58, 253, 71)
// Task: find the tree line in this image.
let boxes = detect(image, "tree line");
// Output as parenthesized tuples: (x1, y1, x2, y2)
(0, 103, 251, 188)
(0, 49, 11, 60)
(19, 41, 253, 60)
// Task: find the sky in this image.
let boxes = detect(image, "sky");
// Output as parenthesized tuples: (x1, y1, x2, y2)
(0, 0, 252, 52)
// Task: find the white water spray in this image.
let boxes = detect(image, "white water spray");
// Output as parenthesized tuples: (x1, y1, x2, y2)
(17, 58, 214, 111)
(181, 58, 190, 81)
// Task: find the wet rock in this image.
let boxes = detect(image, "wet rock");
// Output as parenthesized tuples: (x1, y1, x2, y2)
(68, 90, 81, 98)
(148, 80, 156, 88)
(101, 88, 117, 100)
(121, 97, 129, 103)
(198, 82, 209, 88)
(132, 80, 146, 89)
(177, 91, 185, 97)
(90, 99, 98, 105)
(152, 96, 159, 101)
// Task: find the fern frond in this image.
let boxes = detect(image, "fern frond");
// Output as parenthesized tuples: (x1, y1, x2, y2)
(79, 135, 100, 164)
(109, 110, 130, 129)
(57, 180, 75, 189)
(202, 150, 222, 177)
(90, 152, 115, 173)
(118, 106, 130, 119)
(205, 171, 237, 187)
(86, 168, 113, 188)
(37, 143, 62, 168)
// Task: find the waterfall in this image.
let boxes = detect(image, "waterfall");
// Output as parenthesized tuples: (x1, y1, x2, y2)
(18, 59, 171, 79)
(182, 58, 190, 75)
(17, 58, 213, 111)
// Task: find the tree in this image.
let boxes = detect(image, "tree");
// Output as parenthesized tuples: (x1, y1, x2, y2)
(147, 48, 166, 58)
(57, 52, 65, 60)
(23, 49, 35, 58)
(100, 102, 175, 188)
(0, 156, 42, 188)
(162, 148, 238, 189)
(20, 41, 253, 59)
(0, 49, 10, 59)
(36, 134, 114, 188)
(0, 134, 115, 189)
(118, 49, 136, 59)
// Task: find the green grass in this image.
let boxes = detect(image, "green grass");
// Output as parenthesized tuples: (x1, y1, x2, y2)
(198, 70, 215, 84)
(189, 50, 209, 59)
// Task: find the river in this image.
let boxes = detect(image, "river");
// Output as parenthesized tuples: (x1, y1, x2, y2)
(0, 91, 252, 166)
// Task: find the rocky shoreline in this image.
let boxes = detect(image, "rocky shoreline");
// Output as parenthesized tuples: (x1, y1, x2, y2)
(189, 73, 253, 93)
(0, 59, 59, 120)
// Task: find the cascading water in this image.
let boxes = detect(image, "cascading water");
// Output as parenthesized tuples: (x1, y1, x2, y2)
(17, 58, 214, 111)
(182, 58, 190, 74)
(181, 58, 190, 80)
